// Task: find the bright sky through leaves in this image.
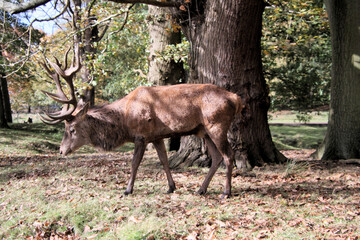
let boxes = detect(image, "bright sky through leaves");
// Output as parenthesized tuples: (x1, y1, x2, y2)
(20, 1, 59, 34)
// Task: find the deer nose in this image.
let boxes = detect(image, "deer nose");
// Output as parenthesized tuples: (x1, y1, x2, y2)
(59, 150, 63, 155)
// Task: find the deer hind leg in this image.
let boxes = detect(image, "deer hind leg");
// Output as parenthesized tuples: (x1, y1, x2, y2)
(153, 139, 176, 193)
(207, 128, 234, 197)
(219, 141, 234, 197)
(125, 137, 146, 195)
(197, 135, 223, 195)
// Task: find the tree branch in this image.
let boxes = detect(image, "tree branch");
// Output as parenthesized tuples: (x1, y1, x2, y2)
(0, 0, 51, 14)
(0, 0, 178, 15)
(104, 0, 178, 8)
(29, 0, 69, 24)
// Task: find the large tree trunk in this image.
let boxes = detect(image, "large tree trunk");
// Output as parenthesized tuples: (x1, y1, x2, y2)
(1, 77, 12, 123)
(170, 0, 285, 168)
(147, 6, 185, 86)
(0, 74, 9, 128)
(315, 0, 360, 160)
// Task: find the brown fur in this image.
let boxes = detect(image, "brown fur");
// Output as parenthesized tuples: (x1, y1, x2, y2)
(59, 84, 242, 196)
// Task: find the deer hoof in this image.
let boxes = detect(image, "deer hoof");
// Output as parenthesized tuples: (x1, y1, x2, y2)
(221, 192, 231, 199)
(124, 190, 133, 196)
(167, 187, 175, 194)
(197, 188, 207, 195)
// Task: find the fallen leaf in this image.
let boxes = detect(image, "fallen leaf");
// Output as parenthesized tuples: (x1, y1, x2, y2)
(186, 231, 199, 240)
(116, 216, 126, 222)
(129, 216, 142, 223)
(86, 234, 98, 239)
(33, 220, 42, 228)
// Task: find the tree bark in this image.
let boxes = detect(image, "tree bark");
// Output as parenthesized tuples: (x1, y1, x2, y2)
(170, 0, 285, 168)
(1, 77, 12, 123)
(147, 5, 185, 86)
(314, 0, 360, 160)
(0, 74, 9, 128)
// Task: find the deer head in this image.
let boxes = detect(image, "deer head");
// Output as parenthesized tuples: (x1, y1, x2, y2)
(40, 45, 90, 156)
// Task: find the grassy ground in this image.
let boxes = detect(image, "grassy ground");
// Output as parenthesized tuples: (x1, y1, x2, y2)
(1, 113, 359, 239)
(268, 111, 328, 124)
(1, 153, 359, 239)
(270, 125, 327, 150)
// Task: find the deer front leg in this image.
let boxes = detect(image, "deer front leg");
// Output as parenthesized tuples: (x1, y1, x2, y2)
(124, 137, 146, 195)
(153, 139, 176, 193)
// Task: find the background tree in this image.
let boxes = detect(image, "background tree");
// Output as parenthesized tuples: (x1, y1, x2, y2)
(0, 75, 8, 127)
(147, 6, 184, 86)
(92, 4, 150, 100)
(67, 0, 110, 106)
(0, 73, 11, 123)
(314, 0, 360, 160)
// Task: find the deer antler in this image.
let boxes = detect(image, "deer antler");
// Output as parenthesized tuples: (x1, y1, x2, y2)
(40, 45, 81, 125)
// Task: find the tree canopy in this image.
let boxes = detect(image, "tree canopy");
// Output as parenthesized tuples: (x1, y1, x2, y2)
(262, 0, 331, 112)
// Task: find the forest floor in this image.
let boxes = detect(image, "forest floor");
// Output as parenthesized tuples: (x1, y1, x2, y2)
(1, 150, 360, 239)
(1, 112, 359, 239)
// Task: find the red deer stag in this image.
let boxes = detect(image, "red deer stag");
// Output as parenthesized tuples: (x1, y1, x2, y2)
(40, 47, 243, 197)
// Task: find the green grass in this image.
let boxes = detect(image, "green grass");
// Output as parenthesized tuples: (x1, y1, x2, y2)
(0, 123, 64, 156)
(269, 111, 328, 123)
(270, 125, 327, 150)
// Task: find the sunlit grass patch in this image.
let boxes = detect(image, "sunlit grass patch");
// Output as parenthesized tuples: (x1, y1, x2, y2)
(269, 111, 328, 124)
(270, 125, 327, 150)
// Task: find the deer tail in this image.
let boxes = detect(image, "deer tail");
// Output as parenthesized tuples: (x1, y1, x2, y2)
(234, 94, 244, 115)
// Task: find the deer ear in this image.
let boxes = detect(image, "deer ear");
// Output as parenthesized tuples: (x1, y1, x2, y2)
(76, 102, 90, 120)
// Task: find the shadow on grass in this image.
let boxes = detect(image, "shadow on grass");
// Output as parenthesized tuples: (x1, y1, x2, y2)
(233, 179, 360, 205)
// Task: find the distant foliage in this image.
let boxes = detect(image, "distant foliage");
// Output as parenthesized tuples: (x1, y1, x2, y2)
(94, 4, 150, 102)
(262, 0, 331, 112)
(154, 39, 190, 72)
(0, 10, 44, 112)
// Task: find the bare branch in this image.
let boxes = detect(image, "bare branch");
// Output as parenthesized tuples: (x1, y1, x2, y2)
(86, 0, 97, 17)
(0, 0, 51, 14)
(99, 4, 134, 53)
(108, 0, 178, 7)
(0, 0, 178, 15)
(95, 24, 109, 42)
(29, 0, 70, 24)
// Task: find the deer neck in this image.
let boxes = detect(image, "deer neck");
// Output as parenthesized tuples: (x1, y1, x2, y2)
(87, 107, 129, 151)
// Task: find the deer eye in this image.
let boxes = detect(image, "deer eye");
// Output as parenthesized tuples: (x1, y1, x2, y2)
(69, 127, 76, 135)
